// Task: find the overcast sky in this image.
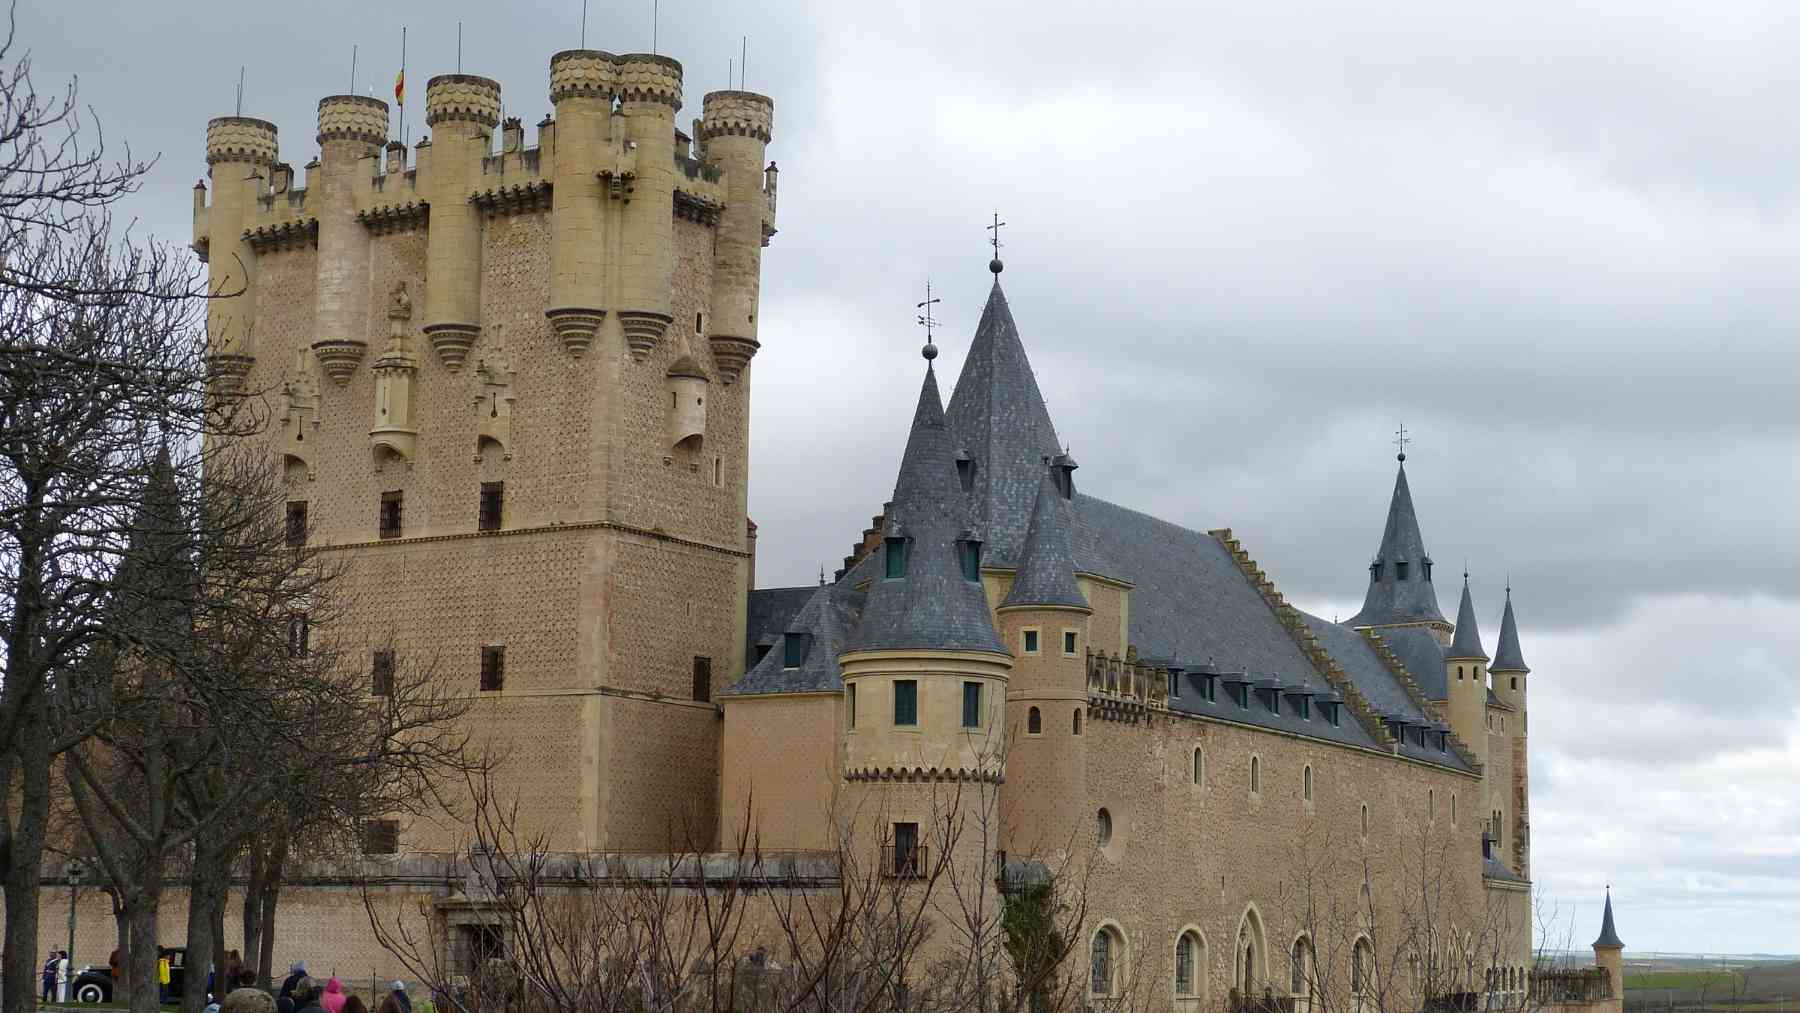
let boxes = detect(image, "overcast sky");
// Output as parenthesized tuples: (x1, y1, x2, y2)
(28, 0, 1799, 955)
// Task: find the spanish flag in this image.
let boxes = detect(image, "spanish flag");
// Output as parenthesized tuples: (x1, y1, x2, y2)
(394, 68, 405, 107)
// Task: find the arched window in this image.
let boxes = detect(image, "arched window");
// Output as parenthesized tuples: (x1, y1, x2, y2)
(1092, 925, 1123, 998)
(1237, 909, 1265, 991)
(1250, 756, 1262, 794)
(1073, 708, 1083, 735)
(1303, 765, 1314, 802)
(1352, 937, 1374, 1013)
(1291, 937, 1309, 994)
(1451, 794, 1457, 822)
(1175, 931, 1202, 998)
(1457, 665, 1465, 680)
(1360, 802, 1369, 835)
(1027, 706, 1041, 734)
(1193, 747, 1205, 786)
(1096, 808, 1113, 846)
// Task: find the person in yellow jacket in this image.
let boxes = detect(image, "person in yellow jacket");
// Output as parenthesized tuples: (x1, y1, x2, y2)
(157, 953, 172, 1003)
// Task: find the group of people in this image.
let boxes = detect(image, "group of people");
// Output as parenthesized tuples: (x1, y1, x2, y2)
(38, 950, 70, 1003)
(271, 962, 430, 1013)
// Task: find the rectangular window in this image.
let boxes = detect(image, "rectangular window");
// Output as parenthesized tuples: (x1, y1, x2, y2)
(846, 683, 857, 730)
(1298, 697, 1311, 720)
(480, 645, 505, 692)
(962, 681, 983, 728)
(286, 614, 310, 659)
(362, 819, 399, 855)
(379, 490, 404, 539)
(478, 482, 504, 532)
(1169, 671, 1181, 698)
(692, 655, 712, 702)
(884, 538, 907, 578)
(285, 501, 308, 548)
(894, 679, 918, 726)
(372, 650, 395, 697)
(891, 821, 921, 877)
(455, 925, 504, 975)
(1023, 629, 1040, 655)
(959, 540, 981, 580)
(1062, 630, 1078, 656)
(784, 632, 808, 668)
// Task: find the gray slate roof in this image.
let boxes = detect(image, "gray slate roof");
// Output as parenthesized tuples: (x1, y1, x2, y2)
(945, 280, 1064, 570)
(724, 583, 862, 697)
(1484, 853, 1527, 884)
(1296, 612, 1474, 770)
(1593, 892, 1624, 948)
(1492, 591, 1530, 673)
(1348, 462, 1449, 628)
(1001, 473, 1089, 610)
(1379, 626, 1450, 700)
(1447, 578, 1489, 661)
(846, 364, 1006, 656)
(745, 586, 816, 668)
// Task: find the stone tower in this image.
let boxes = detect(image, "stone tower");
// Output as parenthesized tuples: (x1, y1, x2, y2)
(1592, 890, 1625, 1013)
(837, 356, 1012, 880)
(995, 470, 1091, 857)
(1491, 588, 1532, 877)
(192, 47, 777, 850)
(1444, 574, 1489, 768)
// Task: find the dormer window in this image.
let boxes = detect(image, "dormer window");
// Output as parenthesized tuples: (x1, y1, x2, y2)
(783, 632, 811, 669)
(1396, 560, 1409, 581)
(884, 537, 908, 579)
(1422, 557, 1433, 581)
(958, 538, 982, 581)
(1369, 559, 1381, 583)
(956, 452, 976, 492)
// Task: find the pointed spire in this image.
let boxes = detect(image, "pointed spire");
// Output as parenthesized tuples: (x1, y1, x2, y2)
(846, 362, 1005, 656)
(111, 443, 195, 639)
(1592, 890, 1624, 949)
(1347, 458, 1448, 628)
(945, 272, 1064, 568)
(1491, 586, 1530, 674)
(1002, 472, 1089, 610)
(1447, 574, 1488, 661)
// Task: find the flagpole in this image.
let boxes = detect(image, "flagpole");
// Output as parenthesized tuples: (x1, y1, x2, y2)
(398, 27, 407, 144)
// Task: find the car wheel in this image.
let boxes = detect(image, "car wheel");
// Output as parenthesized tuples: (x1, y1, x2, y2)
(76, 982, 107, 1003)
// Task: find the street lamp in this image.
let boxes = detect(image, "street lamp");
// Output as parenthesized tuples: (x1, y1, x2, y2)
(62, 860, 83, 999)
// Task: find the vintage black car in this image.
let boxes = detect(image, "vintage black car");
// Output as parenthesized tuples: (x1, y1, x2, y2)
(70, 946, 190, 1004)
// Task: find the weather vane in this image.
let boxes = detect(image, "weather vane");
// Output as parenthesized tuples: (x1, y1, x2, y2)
(917, 280, 941, 360)
(1394, 422, 1410, 462)
(987, 211, 1006, 274)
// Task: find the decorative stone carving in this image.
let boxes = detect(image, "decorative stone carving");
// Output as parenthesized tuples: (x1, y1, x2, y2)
(473, 338, 515, 461)
(618, 310, 672, 361)
(370, 282, 420, 463)
(708, 334, 759, 384)
(280, 351, 323, 477)
(311, 340, 366, 385)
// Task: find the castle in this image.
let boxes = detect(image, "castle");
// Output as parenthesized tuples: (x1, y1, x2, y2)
(17, 40, 1633, 1013)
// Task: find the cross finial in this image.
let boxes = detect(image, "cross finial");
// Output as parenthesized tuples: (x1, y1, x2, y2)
(1394, 422, 1411, 462)
(987, 211, 1006, 274)
(916, 279, 941, 361)
(819, 565, 826, 586)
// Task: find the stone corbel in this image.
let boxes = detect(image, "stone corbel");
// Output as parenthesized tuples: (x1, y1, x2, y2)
(472, 346, 516, 461)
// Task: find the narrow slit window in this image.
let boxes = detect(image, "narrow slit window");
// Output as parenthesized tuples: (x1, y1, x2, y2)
(961, 681, 982, 728)
(692, 655, 712, 702)
(846, 683, 857, 729)
(480, 645, 505, 692)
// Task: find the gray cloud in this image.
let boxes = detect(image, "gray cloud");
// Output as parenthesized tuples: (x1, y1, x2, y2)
(29, 0, 1799, 954)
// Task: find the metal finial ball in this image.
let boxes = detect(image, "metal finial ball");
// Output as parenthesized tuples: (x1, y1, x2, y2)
(1397, 452, 1406, 463)
(989, 257, 1004, 275)
(922, 341, 938, 361)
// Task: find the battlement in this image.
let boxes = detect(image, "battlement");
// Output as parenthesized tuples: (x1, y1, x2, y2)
(316, 95, 389, 147)
(425, 73, 502, 128)
(206, 116, 278, 165)
(699, 91, 774, 143)
(548, 50, 684, 108)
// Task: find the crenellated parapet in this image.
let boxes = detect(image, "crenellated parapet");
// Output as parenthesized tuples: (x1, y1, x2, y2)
(697, 91, 773, 144)
(424, 74, 502, 127)
(316, 95, 389, 147)
(206, 116, 280, 167)
(617, 54, 683, 108)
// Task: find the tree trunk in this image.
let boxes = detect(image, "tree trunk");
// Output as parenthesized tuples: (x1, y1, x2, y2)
(184, 836, 225, 1013)
(114, 899, 131, 991)
(243, 838, 265, 985)
(256, 836, 286, 988)
(1, 709, 51, 1013)
(126, 897, 161, 1013)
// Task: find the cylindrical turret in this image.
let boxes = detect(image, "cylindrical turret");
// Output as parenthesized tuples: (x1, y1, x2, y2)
(697, 91, 773, 383)
(422, 74, 501, 371)
(665, 352, 708, 449)
(615, 54, 682, 360)
(202, 116, 279, 394)
(545, 50, 616, 355)
(312, 95, 389, 385)
(996, 605, 1090, 855)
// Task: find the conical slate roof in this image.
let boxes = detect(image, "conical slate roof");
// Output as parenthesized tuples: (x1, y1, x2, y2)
(1001, 472, 1088, 610)
(1347, 460, 1448, 628)
(1491, 589, 1530, 673)
(1592, 891, 1624, 949)
(945, 278, 1064, 570)
(110, 445, 195, 641)
(846, 364, 1006, 655)
(1447, 576, 1488, 661)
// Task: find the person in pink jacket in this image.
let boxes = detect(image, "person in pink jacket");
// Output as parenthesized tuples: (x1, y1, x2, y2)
(320, 977, 347, 1013)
